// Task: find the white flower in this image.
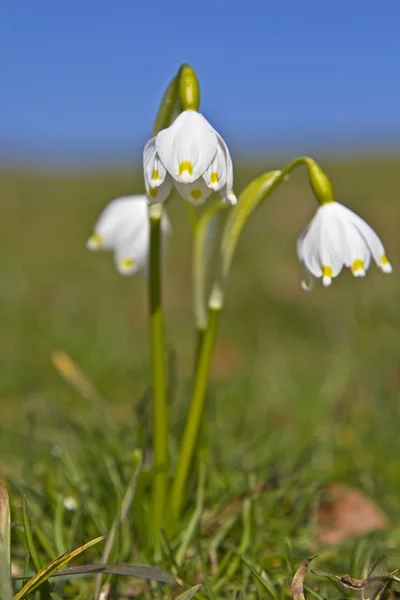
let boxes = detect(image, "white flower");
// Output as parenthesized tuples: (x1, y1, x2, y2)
(143, 110, 237, 206)
(87, 195, 170, 275)
(297, 201, 392, 289)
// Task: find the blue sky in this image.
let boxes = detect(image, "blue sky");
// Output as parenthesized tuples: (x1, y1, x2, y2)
(1, 0, 400, 164)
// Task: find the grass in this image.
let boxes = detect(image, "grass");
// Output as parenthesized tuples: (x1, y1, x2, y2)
(1, 156, 400, 598)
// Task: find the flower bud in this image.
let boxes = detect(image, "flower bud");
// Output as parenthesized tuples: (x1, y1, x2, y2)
(179, 64, 200, 111)
(306, 159, 334, 205)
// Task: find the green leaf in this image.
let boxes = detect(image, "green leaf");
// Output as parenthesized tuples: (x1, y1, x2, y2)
(12, 562, 179, 585)
(220, 170, 282, 281)
(152, 68, 181, 136)
(13, 535, 104, 599)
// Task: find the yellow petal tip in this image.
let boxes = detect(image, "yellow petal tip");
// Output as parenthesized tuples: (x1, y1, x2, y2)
(87, 233, 102, 250)
(179, 161, 193, 176)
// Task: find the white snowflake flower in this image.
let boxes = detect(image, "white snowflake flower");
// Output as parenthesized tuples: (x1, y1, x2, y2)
(87, 195, 170, 275)
(143, 110, 236, 206)
(297, 201, 392, 289)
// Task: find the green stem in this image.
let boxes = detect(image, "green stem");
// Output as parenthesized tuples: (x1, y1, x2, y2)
(193, 327, 205, 371)
(171, 305, 220, 520)
(148, 206, 168, 537)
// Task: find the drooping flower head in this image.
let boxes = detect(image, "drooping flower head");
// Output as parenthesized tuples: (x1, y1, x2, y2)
(87, 195, 170, 275)
(297, 200, 392, 289)
(143, 110, 237, 206)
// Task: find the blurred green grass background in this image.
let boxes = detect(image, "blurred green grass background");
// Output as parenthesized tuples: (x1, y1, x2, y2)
(1, 157, 399, 515)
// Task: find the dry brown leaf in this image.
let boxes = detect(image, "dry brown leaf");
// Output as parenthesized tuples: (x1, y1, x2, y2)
(315, 483, 388, 545)
(292, 555, 318, 600)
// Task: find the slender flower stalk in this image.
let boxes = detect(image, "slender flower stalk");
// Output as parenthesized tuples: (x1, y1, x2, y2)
(148, 203, 169, 536)
(146, 69, 181, 537)
(171, 293, 221, 520)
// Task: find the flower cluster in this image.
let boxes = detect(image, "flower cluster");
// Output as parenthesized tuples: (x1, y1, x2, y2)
(87, 96, 392, 287)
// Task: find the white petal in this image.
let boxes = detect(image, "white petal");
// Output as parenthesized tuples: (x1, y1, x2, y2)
(114, 236, 147, 276)
(217, 146, 236, 204)
(335, 203, 392, 273)
(203, 124, 236, 203)
(218, 185, 237, 205)
(146, 173, 173, 205)
(151, 156, 167, 188)
(156, 111, 218, 183)
(203, 137, 228, 191)
(86, 232, 103, 251)
(297, 213, 323, 278)
(88, 195, 148, 251)
(322, 275, 332, 287)
(317, 204, 346, 278)
(297, 241, 316, 291)
(298, 203, 347, 285)
(339, 217, 370, 277)
(143, 137, 157, 187)
(144, 138, 168, 190)
(174, 177, 213, 206)
(113, 209, 171, 276)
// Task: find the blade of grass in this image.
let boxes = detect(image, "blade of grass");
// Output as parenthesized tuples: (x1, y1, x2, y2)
(212, 499, 252, 595)
(94, 450, 142, 599)
(34, 524, 56, 561)
(14, 535, 104, 600)
(176, 462, 206, 567)
(54, 495, 66, 556)
(22, 496, 42, 571)
(196, 541, 215, 600)
(174, 584, 202, 599)
(236, 553, 279, 600)
(13, 562, 179, 586)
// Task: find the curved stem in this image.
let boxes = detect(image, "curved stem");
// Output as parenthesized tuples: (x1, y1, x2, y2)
(148, 205, 168, 538)
(221, 156, 319, 282)
(170, 156, 321, 521)
(170, 306, 220, 520)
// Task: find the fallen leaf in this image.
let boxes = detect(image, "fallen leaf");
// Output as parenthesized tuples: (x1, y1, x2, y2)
(315, 483, 388, 545)
(292, 555, 318, 600)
